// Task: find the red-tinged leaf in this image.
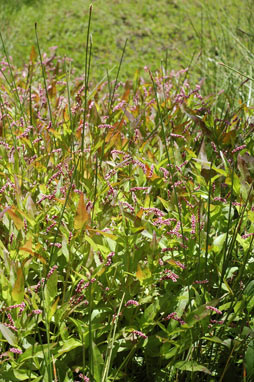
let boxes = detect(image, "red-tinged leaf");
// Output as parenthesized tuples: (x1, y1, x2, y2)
(29, 45, 37, 63)
(221, 129, 236, 144)
(14, 174, 22, 200)
(74, 194, 90, 230)
(7, 207, 24, 230)
(88, 229, 116, 240)
(20, 238, 33, 255)
(96, 266, 106, 277)
(12, 268, 24, 303)
(48, 128, 61, 139)
(25, 193, 36, 219)
(32, 252, 47, 265)
(48, 296, 60, 321)
(63, 105, 69, 122)
(144, 163, 159, 180)
(0, 323, 17, 346)
(136, 264, 151, 282)
(19, 238, 46, 263)
(122, 80, 131, 101)
(136, 209, 144, 218)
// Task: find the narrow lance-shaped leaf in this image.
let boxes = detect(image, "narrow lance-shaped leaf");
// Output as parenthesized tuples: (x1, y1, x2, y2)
(12, 267, 24, 303)
(7, 207, 24, 230)
(74, 193, 90, 230)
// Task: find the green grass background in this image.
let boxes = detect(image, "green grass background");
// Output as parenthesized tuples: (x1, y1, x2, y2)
(1, 0, 252, 88)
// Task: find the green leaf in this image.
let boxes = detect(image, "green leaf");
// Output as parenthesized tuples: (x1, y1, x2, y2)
(57, 338, 82, 356)
(245, 340, 254, 379)
(213, 233, 226, 251)
(201, 336, 224, 345)
(0, 323, 18, 346)
(175, 360, 211, 374)
(13, 369, 38, 381)
(244, 280, 254, 297)
(92, 340, 104, 382)
(142, 300, 160, 324)
(19, 343, 56, 362)
(45, 269, 58, 301)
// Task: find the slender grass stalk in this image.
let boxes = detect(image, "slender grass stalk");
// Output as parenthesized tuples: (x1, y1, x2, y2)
(218, 62, 254, 82)
(200, 5, 204, 78)
(38, 268, 53, 382)
(81, 5, 93, 184)
(219, 341, 237, 382)
(91, 155, 98, 225)
(0, 30, 27, 127)
(64, 58, 74, 154)
(204, 163, 212, 278)
(102, 292, 125, 382)
(222, 182, 253, 277)
(99, 39, 128, 170)
(48, 156, 80, 268)
(108, 38, 127, 112)
(148, 69, 187, 267)
(232, 223, 254, 289)
(88, 281, 93, 380)
(218, 164, 235, 293)
(112, 344, 138, 382)
(197, 197, 202, 281)
(0, 88, 16, 144)
(34, 23, 53, 125)
(29, 70, 33, 126)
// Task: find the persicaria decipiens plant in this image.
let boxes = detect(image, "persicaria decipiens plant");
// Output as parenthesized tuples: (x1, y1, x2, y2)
(0, 49, 253, 381)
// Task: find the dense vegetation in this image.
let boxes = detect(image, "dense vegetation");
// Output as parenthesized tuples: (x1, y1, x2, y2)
(1, 1, 254, 381)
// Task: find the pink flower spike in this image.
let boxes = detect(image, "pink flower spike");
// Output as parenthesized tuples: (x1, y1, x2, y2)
(9, 348, 22, 354)
(210, 319, 224, 325)
(193, 279, 208, 285)
(191, 214, 196, 234)
(132, 330, 147, 339)
(164, 312, 186, 325)
(79, 373, 90, 382)
(125, 300, 139, 307)
(232, 144, 247, 154)
(206, 306, 222, 314)
(47, 265, 58, 279)
(32, 309, 42, 315)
